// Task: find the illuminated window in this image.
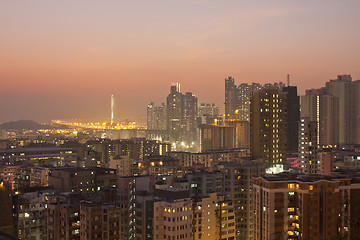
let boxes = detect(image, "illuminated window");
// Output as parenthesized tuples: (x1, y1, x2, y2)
(309, 185, 313, 190)
(288, 208, 294, 212)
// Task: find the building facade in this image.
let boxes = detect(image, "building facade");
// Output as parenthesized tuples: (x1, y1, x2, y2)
(250, 88, 287, 168)
(253, 174, 360, 240)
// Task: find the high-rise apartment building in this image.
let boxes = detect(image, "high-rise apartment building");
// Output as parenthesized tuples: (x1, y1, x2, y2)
(237, 83, 263, 121)
(326, 75, 355, 144)
(318, 94, 339, 145)
(166, 83, 198, 149)
(282, 85, 300, 152)
(133, 191, 154, 240)
(185, 169, 223, 198)
(216, 194, 236, 240)
(192, 193, 218, 240)
(225, 77, 285, 121)
(182, 92, 198, 147)
(147, 102, 166, 131)
(167, 83, 184, 144)
(225, 119, 250, 148)
(301, 90, 339, 146)
(253, 173, 360, 240)
(250, 88, 287, 168)
(116, 175, 155, 240)
(222, 162, 265, 240)
(153, 189, 193, 240)
(353, 80, 360, 143)
(13, 190, 54, 240)
(47, 196, 120, 240)
(302, 75, 360, 146)
(298, 118, 318, 174)
(225, 76, 237, 120)
(199, 124, 234, 151)
(80, 201, 121, 240)
(108, 155, 135, 177)
(198, 103, 220, 125)
(0, 182, 15, 236)
(47, 197, 81, 240)
(192, 192, 236, 240)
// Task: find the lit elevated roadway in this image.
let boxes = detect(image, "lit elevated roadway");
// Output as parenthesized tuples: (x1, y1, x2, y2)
(52, 120, 140, 130)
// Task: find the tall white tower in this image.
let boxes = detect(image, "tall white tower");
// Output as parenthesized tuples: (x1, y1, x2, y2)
(111, 94, 114, 125)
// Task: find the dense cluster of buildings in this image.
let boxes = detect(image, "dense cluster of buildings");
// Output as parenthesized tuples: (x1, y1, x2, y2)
(1, 74, 360, 239)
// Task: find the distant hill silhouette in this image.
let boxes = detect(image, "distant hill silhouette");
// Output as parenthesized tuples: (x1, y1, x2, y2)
(0, 120, 51, 130)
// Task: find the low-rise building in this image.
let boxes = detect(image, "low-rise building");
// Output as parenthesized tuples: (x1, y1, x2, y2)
(0, 147, 77, 167)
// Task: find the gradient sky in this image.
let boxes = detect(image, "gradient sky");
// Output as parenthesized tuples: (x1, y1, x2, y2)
(1, 0, 360, 124)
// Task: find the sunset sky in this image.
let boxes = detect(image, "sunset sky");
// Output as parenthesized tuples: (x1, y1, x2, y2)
(1, 0, 360, 124)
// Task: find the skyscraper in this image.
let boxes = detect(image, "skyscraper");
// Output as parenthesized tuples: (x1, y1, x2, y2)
(147, 102, 166, 131)
(167, 83, 183, 144)
(224, 77, 287, 153)
(353, 80, 360, 143)
(237, 83, 263, 121)
(164, 83, 198, 150)
(225, 76, 237, 120)
(250, 88, 287, 168)
(301, 75, 360, 146)
(282, 85, 300, 152)
(298, 117, 318, 174)
(147, 102, 156, 130)
(301, 88, 339, 146)
(182, 92, 198, 147)
(326, 75, 354, 144)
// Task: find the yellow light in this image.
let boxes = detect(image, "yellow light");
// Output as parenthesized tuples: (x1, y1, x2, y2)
(159, 161, 163, 166)
(151, 162, 155, 166)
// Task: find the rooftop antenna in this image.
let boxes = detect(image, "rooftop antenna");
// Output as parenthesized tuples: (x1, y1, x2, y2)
(287, 74, 290, 87)
(111, 94, 114, 125)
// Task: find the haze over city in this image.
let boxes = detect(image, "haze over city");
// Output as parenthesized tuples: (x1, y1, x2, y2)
(3, 1, 360, 240)
(1, 0, 360, 123)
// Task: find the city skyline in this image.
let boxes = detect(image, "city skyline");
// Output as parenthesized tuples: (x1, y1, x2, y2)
(2, 1, 360, 239)
(1, 1, 360, 123)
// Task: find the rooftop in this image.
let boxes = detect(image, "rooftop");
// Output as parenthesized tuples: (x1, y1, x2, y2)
(0, 147, 74, 154)
(261, 173, 349, 183)
(50, 167, 115, 172)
